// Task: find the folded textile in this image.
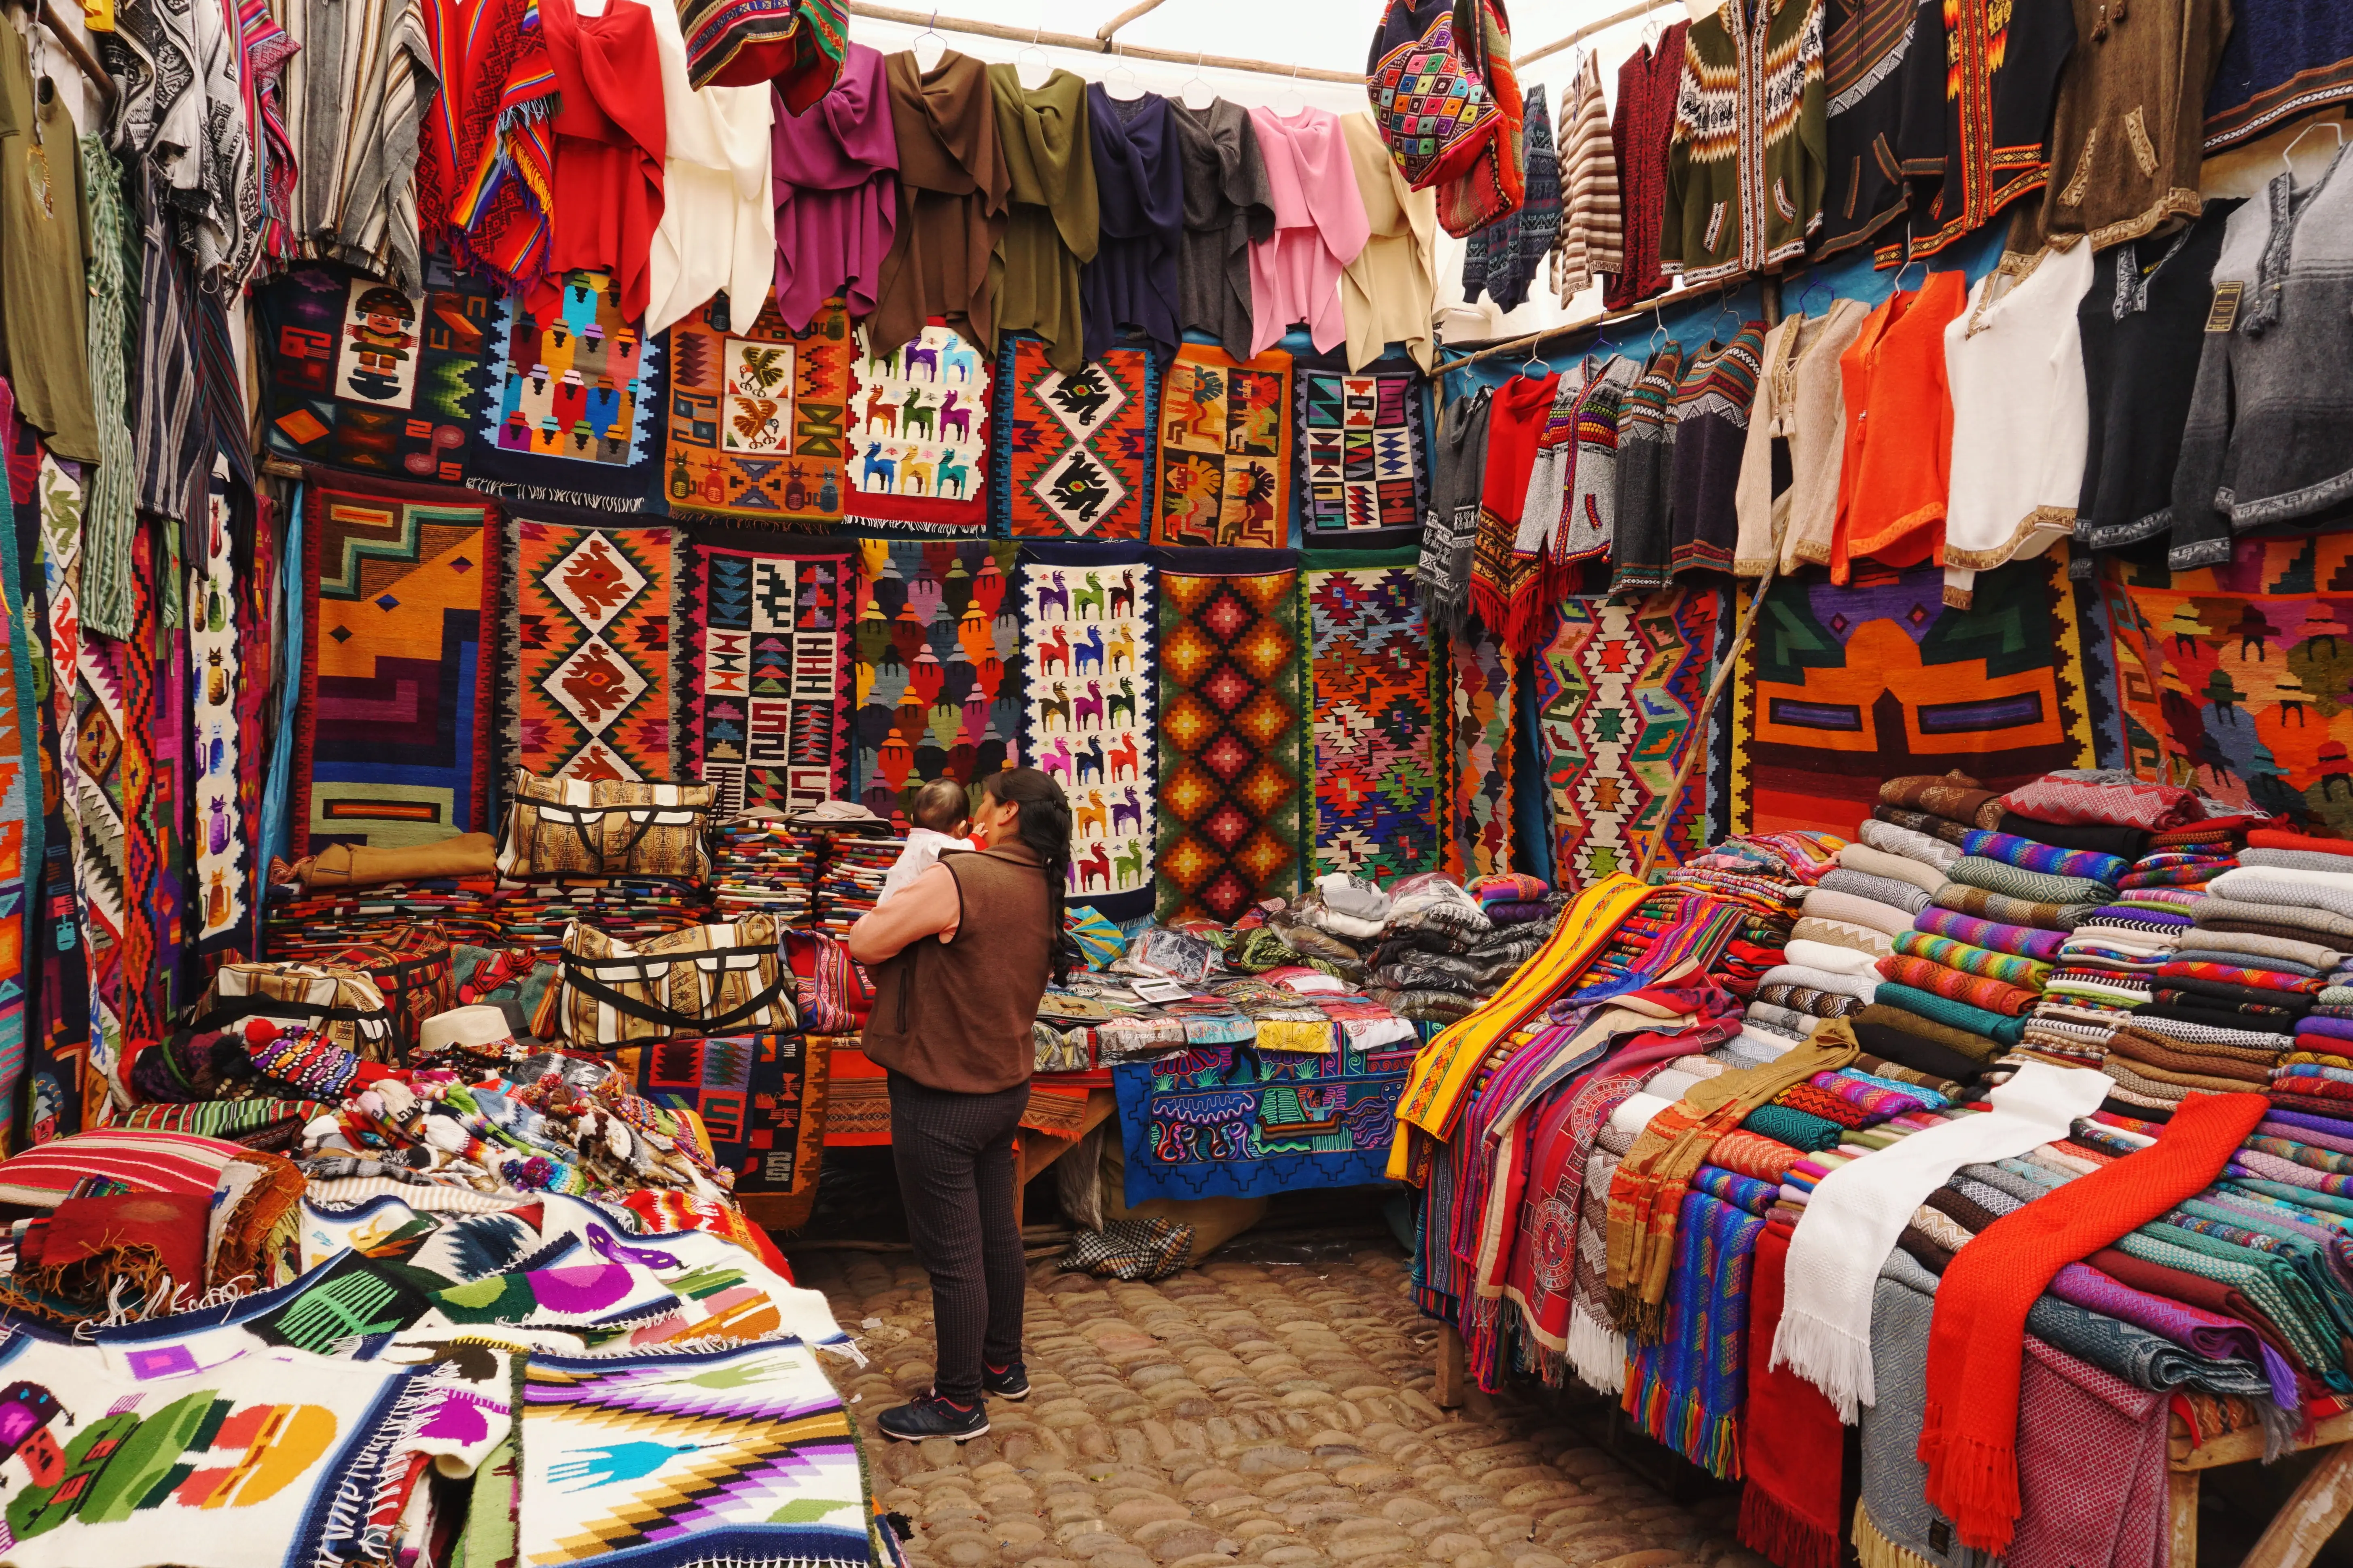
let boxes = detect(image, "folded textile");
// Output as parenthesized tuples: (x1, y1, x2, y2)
(1849, 1022, 1987, 1084)
(1859, 817, 1964, 870)
(1909, 907, 2067, 961)
(1931, 881, 2096, 931)
(1802, 888, 1918, 937)
(1855, 1001, 2006, 1063)
(1882, 772, 2005, 830)
(2135, 997, 2296, 1036)
(2234, 848, 2353, 875)
(1996, 812, 2150, 860)
(1788, 916, 1896, 958)
(1874, 983, 2030, 1045)
(2155, 959, 2323, 997)
(1747, 1001, 1824, 1037)
(1944, 858, 2117, 908)
(1876, 956, 2038, 1017)
(1917, 1090, 2268, 1552)
(2209, 866, 2353, 920)
(1709, 1129, 1807, 1184)
(2102, 1029, 2276, 1084)
(1476, 872, 1551, 905)
(2045, 1261, 2298, 1411)
(1771, 1064, 2109, 1422)
(1760, 962, 1879, 1002)
(2152, 973, 2313, 1014)
(1783, 939, 1884, 978)
(1741, 1224, 1847, 1568)
(1959, 830, 2131, 889)
(1840, 843, 1950, 896)
(1754, 982, 1867, 1019)
(2245, 827, 2353, 858)
(2003, 1333, 2173, 1568)
(1820, 868, 1931, 915)
(2192, 897, 2353, 944)
(1876, 805, 1979, 847)
(2167, 927, 2340, 970)
(1891, 931, 2051, 990)
(1741, 1102, 1846, 1152)
(1997, 769, 2202, 831)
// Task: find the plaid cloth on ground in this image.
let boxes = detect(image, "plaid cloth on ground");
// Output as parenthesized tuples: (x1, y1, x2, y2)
(1059, 1216, 1194, 1281)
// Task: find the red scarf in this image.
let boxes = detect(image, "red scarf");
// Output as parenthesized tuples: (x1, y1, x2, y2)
(1918, 1090, 2266, 1551)
(1740, 1223, 1843, 1568)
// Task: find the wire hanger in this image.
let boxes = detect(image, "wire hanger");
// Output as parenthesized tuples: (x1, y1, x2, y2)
(1889, 254, 1927, 297)
(911, 8, 946, 72)
(1649, 299, 1670, 354)
(1104, 41, 1143, 100)
(1519, 337, 1551, 378)
(1180, 49, 1215, 110)
(1799, 270, 1834, 317)
(1274, 61, 1304, 115)
(2282, 118, 2346, 182)
(1015, 19, 1050, 89)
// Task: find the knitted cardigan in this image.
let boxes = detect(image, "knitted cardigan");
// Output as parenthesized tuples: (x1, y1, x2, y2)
(1605, 21, 1689, 311)
(1660, 0, 1825, 285)
(1732, 299, 1868, 576)
(1551, 51, 1621, 303)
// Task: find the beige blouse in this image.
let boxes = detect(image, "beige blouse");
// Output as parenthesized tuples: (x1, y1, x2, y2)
(1732, 299, 1870, 576)
(1338, 111, 1437, 373)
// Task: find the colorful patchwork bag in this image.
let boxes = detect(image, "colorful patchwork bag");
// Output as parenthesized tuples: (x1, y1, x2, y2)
(194, 961, 399, 1062)
(784, 928, 871, 1034)
(496, 772, 719, 884)
(556, 914, 796, 1046)
(313, 926, 456, 1050)
(1367, 0, 1510, 195)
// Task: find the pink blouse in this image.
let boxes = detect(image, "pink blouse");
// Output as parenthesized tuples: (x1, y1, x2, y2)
(1245, 105, 1370, 357)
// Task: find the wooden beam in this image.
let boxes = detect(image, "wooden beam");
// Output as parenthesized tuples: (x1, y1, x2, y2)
(2171, 1407, 2353, 1471)
(1513, 0, 1680, 70)
(847, 3, 1362, 83)
(2242, 1439, 2353, 1568)
(2168, 1469, 2199, 1568)
(1434, 1322, 1467, 1408)
(1093, 0, 1168, 42)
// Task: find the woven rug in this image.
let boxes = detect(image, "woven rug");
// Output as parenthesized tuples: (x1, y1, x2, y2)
(676, 534, 852, 815)
(662, 295, 854, 525)
(841, 322, 990, 530)
(815, 1036, 885, 1145)
(1154, 549, 1307, 922)
(1538, 586, 1722, 891)
(470, 268, 665, 510)
(253, 256, 494, 485)
(0, 440, 38, 1148)
(1291, 348, 1431, 551)
(296, 479, 498, 855)
(119, 523, 165, 1049)
(25, 450, 95, 1141)
(849, 540, 1022, 824)
(1305, 547, 1440, 883)
(190, 467, 250, 952)
(1111, 1032, 1419, 1201)
(501, 513, 678, 783)
(995, 334, 1158, 539)
(2099, 533, 2353, 834)
(1731, 552, 2095, 837)
(616, 1031, 830, 1228)
(1018, 544, 1158, 921)
(1448, 623, 1518, 879)
(519, 1341, 871, 1568)
(70, 514, 131, 1082)
(1151, 342, 1292, 548)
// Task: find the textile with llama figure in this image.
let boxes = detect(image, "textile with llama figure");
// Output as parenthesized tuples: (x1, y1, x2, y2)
(843, 324, 991, 532)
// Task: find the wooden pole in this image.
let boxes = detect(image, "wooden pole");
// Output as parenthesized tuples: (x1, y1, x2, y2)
(1634, 563, 1777, 882)
(1513, 0, 1681, 70)
(1093, 0, 1169, 42)
(846, 2, 1362, 83)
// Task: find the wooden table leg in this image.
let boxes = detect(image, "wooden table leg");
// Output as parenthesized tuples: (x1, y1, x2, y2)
(2168, 1468, 2198, 1568)
(2244, 1435, 2353, 1568)
(1435, 1322, 1466, 1409)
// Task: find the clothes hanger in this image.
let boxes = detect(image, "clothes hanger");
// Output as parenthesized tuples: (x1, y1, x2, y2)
(1180, 50, 1215, 110)
(1274, 62, 1304, 116)
(1888, 255, 1927, 297)
(1103, 42, 1144, 101)
(1799, 272, 1834, 318)
(1648, 299, 1670, 355)
(1519, 338, 1551, 381)
(2281, 119, 2346, 184)
(1015, 21, 1050, 89)
(911, 8, 946, 72)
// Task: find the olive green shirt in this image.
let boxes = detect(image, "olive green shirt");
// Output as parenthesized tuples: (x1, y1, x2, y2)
(0, 27, 101, 463)
(987, 64, 1099, 375)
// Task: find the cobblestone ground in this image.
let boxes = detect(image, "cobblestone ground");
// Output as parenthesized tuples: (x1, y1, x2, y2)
(792, 1246, 1765, 1568)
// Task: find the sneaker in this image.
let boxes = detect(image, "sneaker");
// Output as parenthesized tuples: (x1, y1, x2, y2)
(876, 1390, 989, 1442)
(983, 1361, 1030, 1401)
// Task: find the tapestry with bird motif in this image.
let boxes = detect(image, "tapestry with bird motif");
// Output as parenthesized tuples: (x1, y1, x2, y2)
(841, 323, 991, 532)
(849, 541, 1023, 826)
(676, 534, 853, 816)
(661, 295, 854, 526)
(500, 512, 678, 784)
(995, 333, 1158, 539)
(1017, 544, 1157, 921)
(1150, 342, 1292, 549)
(469, 267, 667, 511)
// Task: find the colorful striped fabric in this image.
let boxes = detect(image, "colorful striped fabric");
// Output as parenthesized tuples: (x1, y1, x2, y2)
(0, 1129, 244, 1208)
(1959, 829, 2130, 888)
(1945, 857, 2118, 906)
(1892, 930, 2052, 990)
(1909, 906, 2067, 961)
(2154, 960, 2323, 996)
(1808, 1070, 1927, 1119)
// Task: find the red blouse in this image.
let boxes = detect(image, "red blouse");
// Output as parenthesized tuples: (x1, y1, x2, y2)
(532, 0, 667, 324)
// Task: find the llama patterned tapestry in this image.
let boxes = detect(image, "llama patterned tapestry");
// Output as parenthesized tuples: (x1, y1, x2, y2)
(663, 296, 854, 525)
(1152, 342, 1292, 549)
(843, 323, 990, 531)
(995, 335, 1158, 539)
(468, 268, 665, 509)
(1018, 544, 1156, 922)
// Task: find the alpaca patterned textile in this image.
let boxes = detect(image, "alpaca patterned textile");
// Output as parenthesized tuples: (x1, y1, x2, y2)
(850, 540, 1021, 825)
(1447, 623, 1516, 879)
(1876, 956, 2039, 1016)
(1910, 907, 2067, 961)
(1959, 829, 2131, 888)
(295, 481, 498, 855)
(1944, 857, 2116, 906)
(676, 536, 851, 816)
(1154, 551, 1306, 923)
(501, 512, 677, 784)
(1997, 768, 2201, 831)
(661, 296, 857, 525)
(1016, 546, 1158, 918)
(995, 335, 1158, 538)
(1891, 932, 2052, 989)
(1153, 341, 1292, 548)
(839, 322, 992, 530)
(1919, 1090, 2267, 1552)
(1305, 550, 1440, 885)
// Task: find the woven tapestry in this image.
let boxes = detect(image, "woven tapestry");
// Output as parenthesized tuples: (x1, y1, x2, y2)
(1447, 623, 1517, 879)
(118, 525, 163, 1051)
(1304, 548, 1440, 883)
(1112, 1032, 1420, 1201)
(678, 536, 851, 816)
(1154, 549, 1307, 923)
(190, 466, 250, 951)
(851, 540, 1021, 823)
(1536, 586, 1723, 891)
(296, 481, 498, 855)
(842, 323, 989, 531)
(0, 447, 38, 1148)
(2099, 533, 2353, 833)
(503, 513, 678, 784)
(616, 1031, 830, 1228)
(254, 256, 495, 485)
(1730, 551, 2096, 837)
(1152, 342, 1292, 549)
(470, 267, 665, 510)
(663, 294, 853, 525)
(1018, 544, 1156, 922)
(61, 485, 129, 1084)
(819, 1038, 886, 1145)
(995, 334, 1157, 539)
(1291, 349, 1430, 551)
(27, 450, 98, 1139)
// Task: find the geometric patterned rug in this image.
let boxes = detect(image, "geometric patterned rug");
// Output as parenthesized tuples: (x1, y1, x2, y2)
(1291, 349, 1430, 551)
(1303, 547, 1440, 884)
(615, 1031, 830, 1229)
(663, 296, 855, 525)
(849, 541, 1022, 824)
(1154, 549, 1306, 923)
(1447, 623, 1516, 879)
(1535, 586, 1722, 891)
(502, 513, 677, 783)
(677, 536, 852, 815)
(995, 335, 1158, 539)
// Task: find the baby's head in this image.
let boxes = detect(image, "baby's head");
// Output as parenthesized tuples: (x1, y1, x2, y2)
(911, 778, 970, 838)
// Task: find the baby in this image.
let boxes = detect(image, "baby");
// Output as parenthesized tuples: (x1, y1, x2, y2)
(877, 777, 975, 905)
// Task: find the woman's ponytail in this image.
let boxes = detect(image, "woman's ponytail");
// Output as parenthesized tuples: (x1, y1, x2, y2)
(978, 767, 1082, 985)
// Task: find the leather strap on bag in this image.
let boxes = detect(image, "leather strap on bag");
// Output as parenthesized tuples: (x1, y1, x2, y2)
(561, 942, 788, 1034)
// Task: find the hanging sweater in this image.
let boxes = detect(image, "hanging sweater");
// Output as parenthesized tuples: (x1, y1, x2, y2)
(1669, 323, 1769, 578)
(2171, 145, 2353, 571)
(644, 0, 775, 335)
(1815, 0, 1912, 261)
(871, 49, 1010, 359)
(2073, 200, 2235, 559)
(1832, 270, 1966, 587)
(532, 0, 668, 327)
(989, 66, 1099, 375)
(1733, 299, 1869, 577)
(1463, 84, 1559, 314)
(1560, 355, 1643, 564)
(1606, 22, 1689, 311)
(1246, 105, 1370, 358)
(1171, 97, 1275, 362)
(1552, 52, 1622, 304)
(1469, 372, 1563, 632)
(0, 26, 102, 463)
(1424, 388, 1493, 637)
(1609, 343, 1687, 594)
(1661, 0, 1826, 285)
(770, 40, 899, 331)
(1940, 244, 2093, 606)
(1081, 87, 1183, 367)
(1889, 0, 2074, 263)
(1339, 110, 1437, 373)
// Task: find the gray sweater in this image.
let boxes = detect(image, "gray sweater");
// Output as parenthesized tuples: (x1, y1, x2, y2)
(1168, 98, 1275, 362)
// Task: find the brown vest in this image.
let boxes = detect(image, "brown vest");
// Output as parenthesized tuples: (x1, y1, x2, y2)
(860, 843, 1051, 1094)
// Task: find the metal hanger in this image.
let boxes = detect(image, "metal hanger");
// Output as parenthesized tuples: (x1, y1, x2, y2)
(1520, 337, 1551, 378)
(1274, 61, 1304, 115)
(1015, 20, 1050, 89)
(2282, 119, 2345, 182)
(1888, 254, 1927, 297)
(1799, 271, 1834, 317)
(1180, 49, 1215, 110)
(911, 8, 946, 72)
(1648, 299, 1670, 354)
(1103, 41, 1143, 100)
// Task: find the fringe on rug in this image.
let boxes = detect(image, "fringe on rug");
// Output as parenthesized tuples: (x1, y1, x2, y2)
(1852, 1500, 1936, 1568)
(1565, 1307, 1625, 1394)
(1765, 1306, 1874, 1424)
(1739, 1483, 1840, 1568)
(464, 478, 651, 513)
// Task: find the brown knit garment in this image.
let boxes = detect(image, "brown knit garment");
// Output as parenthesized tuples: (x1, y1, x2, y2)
(871, 49, 1011, 357)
